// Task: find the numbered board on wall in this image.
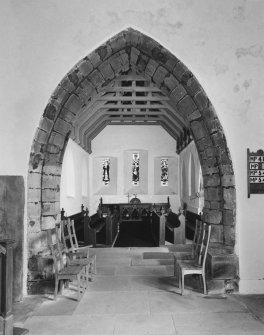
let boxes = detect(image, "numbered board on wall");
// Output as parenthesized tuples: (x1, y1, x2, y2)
(247, 149, 264, 198)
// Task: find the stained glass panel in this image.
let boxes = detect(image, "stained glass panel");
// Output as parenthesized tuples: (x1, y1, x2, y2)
(102, 158, 110, 185)
(132, 152, 139, 185)
(161, 158, 168, 186)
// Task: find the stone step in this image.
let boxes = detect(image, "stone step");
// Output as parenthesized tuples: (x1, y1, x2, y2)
(131, 257, 174, 266)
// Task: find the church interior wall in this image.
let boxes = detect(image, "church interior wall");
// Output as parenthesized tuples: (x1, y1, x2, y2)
(0, 0, 264, 294)
(90, 125, 180, 213)
(60, 139, 90, 216)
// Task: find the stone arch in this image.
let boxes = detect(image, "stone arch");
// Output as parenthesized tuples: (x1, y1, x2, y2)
(27, 27, 236, 256)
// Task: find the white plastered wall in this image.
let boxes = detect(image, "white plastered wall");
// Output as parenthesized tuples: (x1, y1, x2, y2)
(60, 139, 90, 216)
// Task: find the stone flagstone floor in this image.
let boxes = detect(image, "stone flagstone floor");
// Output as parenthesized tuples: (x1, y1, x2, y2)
(14, 247, 264, 335)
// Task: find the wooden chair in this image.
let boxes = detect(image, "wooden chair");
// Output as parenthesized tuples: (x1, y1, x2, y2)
(61, 218, 96, 280)
(47, 228, 88, 301)
(177, 223, 211, 295)
(173, 218, 203, 275)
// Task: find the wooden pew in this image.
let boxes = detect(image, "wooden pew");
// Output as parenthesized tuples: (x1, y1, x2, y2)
(84, 211, 106, 247)
(61, 206, 106, 247)
(165, 209, 186, 245)
(185, 210, 202, 240)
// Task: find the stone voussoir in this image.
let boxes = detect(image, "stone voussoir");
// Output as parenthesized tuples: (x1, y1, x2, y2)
(169, 84, 187, 106)
(98, 62, 115, 81)
(223, 209, 235, 225)
(177, 95, 197, 117)
(64, 94, 83, 115)
(42, 174, 60, 189)
(42, 201, 60, 216)
(28, 172, 42, 189)
(42, 188, 60, 202)
(145, 58, 159, 78)
(173, 61, 189, 81)
(221, 174, 235, 187)
(163, 74, 179, 93)
(153, 65, 169, 87)
(194, 90, 209, 111)
(205, 186, 222, 201)
(187, 109, 202, 122)
(42, 164, 62, 176)
(76, 58, 94, 78)
(59, 74, 76, 94)
(204, 209, 222, 224)
(34, 128, 49, 145)
(28, 188, 41, 203)
(51, 85, 70, 106)
(29, 152, 44, 172)
(49, 132, 66, 149)
(204, 174, 221, 187)
(136, 53, 149, 73)
(108, 33, 127, 54)
(190, 120, 207, 141)
(130, 47, 140, 66)
(184, 76, 201, 97)
(53, 118, 72, 136)
(38, 117, 53, 133)
(87, 69, 105, 90)
(224, 225, 236, 246)
(87, 49, 103, 68)
(41, 215, 57, 230)
(223, 187, 236, 210)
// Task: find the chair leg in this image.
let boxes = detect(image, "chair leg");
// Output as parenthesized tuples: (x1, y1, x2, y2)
(178, 268, 181, 291)
(77, 274, 81, 301)
(202, 273, 207, 295)
(54, 277, 59, 300)
(93, 255, 96, 275)
(181, 271, 185, 295)
(174, 257, 177, 277)
(85, 265, 89, 288)
(89, 262, 93, 282)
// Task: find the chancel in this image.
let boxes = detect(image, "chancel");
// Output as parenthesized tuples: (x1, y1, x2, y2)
(1, 2, 264, 334)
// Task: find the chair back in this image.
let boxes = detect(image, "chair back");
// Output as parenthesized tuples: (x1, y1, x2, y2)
(61, 218, 79, 253)
(192, 219, 203, 258)
(47, 228, 64, 274)
(198, 223, 211, 268)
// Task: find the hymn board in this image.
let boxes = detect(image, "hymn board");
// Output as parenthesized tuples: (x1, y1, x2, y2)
(247, 149, 264, 198)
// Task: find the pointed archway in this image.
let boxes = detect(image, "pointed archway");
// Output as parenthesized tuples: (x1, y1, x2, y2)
(27, 28, 237, 291)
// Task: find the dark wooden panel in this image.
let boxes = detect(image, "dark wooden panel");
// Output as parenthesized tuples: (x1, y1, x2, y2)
(0, 176, 25, 302)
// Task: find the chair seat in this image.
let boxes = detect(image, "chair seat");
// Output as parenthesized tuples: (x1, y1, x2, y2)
(173, 251, 193, 260)
(68, 256, 95, 266)
(178, 260, 202, 269)
(59, 265, 84, 276)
